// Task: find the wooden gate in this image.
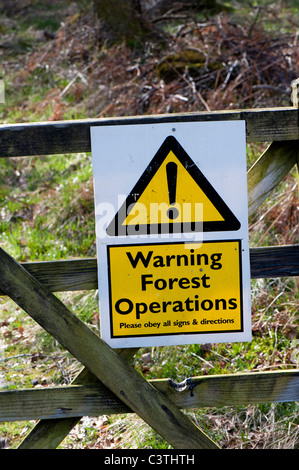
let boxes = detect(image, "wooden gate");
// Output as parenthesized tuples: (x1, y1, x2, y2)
(0, 102, 298, 449)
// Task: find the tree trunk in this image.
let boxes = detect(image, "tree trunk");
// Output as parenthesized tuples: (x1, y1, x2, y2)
(93, 0, 151, 44)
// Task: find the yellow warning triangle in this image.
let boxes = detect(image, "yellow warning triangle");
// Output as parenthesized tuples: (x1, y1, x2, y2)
(107, 136, 240, 236)
(125, 150, 224, 225)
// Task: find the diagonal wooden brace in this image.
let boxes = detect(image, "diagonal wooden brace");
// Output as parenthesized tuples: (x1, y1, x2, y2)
(0, 246, 219, 449)
(247, 140, 298, 216)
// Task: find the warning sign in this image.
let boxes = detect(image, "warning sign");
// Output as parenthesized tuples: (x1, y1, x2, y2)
(108, 240, 243, 338)
(91, 120, 251, 348)
(107, 135, 240, 236)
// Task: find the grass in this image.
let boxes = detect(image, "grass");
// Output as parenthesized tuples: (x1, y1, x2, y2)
(0, 0, 298, 450)
(0, 152, 95, 262)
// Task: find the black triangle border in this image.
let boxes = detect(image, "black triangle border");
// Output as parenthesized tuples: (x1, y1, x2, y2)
(106, 135, 240, 236)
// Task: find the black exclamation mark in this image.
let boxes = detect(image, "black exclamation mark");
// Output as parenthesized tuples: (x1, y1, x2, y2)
(166, 161, 179, 220)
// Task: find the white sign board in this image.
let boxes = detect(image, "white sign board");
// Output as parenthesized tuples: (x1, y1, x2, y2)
(91, 121, 251, 348)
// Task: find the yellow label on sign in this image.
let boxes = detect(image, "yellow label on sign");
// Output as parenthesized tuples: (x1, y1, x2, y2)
(108, 240, 243, 338)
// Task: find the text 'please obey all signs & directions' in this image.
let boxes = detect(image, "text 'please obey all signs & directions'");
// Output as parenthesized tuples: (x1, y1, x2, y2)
(91, 121, 251, 348)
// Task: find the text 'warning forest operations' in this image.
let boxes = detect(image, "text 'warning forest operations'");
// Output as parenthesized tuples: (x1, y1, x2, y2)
(108, 240, 243, 338)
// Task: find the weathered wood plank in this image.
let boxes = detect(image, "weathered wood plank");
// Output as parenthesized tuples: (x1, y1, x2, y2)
(249, 245, 299, 278)
(21, 258, 98, 292)
(160, 369, 299, 409)
(0, 384, 130, 422)
(0, 107, 298, 158)
(0, 245, 295, 297)
(247, 140, 298, 216)
(2, 370, 299, 422)
(0, 246, 219, 449)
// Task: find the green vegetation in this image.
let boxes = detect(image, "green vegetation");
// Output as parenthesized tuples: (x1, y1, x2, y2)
(0, 0, 298, 449)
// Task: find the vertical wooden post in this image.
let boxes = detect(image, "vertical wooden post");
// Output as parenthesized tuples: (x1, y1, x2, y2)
(291, 78, 299, 199)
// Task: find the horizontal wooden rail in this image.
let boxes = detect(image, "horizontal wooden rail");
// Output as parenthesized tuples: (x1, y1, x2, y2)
(249, 245, 299, 278)
(247, 140, 298, 216)
(1, 369, 299, 422)
(0, 107, 299, 157)
(0, 245, 296, 296)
